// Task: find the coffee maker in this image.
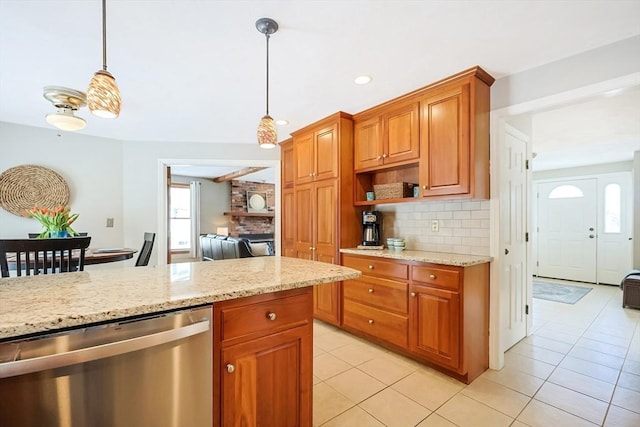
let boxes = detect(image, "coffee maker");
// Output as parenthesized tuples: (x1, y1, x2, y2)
(361, 211, 382, 246)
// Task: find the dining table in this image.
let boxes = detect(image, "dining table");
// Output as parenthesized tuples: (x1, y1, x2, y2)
(5, 248, 138, 267)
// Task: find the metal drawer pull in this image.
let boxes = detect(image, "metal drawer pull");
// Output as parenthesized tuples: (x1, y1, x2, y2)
(411, 292, 416, 297)
(429, 274, 436, 279)
(368, 265, 374, 270)
(368, 319, 374, 325)
(368, 288, 374, 293)
(266, 312, 277, 321)
(226, 364, 235, 374)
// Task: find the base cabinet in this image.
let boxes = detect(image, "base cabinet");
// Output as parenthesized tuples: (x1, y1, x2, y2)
(214, 288, 313, 427)
(341, 253, 488, 383)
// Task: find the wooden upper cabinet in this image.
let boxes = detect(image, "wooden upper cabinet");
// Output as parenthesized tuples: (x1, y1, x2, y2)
(354, 103, 419, 172)
(293, 124, 339, 184)
(419, 84, 470, 197)
(383, 102, 420, 165)
(280, 139, 294, 189)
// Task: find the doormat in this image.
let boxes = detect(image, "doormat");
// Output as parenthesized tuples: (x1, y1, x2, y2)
(533, 281, 593, 304)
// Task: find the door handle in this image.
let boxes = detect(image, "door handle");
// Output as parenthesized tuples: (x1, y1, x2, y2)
(589, 235, 595, 239)
(589, 227, 594, 231)
(505, 248, 509, 255)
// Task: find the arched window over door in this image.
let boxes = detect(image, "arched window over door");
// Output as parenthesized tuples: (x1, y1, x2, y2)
(548, 184, 584, 199)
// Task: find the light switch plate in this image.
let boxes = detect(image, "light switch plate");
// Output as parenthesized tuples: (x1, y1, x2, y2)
(431, 220, 439, 232)
(106, 218, 114, 227)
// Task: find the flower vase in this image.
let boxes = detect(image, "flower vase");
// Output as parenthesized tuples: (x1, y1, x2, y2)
(49, 230, 69, 238)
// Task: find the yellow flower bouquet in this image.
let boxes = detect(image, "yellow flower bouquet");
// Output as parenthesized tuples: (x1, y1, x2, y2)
(27, 206, 79, 238)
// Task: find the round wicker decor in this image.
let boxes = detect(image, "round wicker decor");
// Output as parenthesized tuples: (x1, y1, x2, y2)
(0, 165, 70, 217)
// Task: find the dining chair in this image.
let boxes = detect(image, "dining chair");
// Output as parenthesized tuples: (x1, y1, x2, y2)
(0, 237, 92, 278)
(135, 232, 156, 267)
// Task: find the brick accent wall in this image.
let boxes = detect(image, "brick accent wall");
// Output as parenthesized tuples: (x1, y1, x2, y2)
(228, 180, 275, 236)
(376, 200, 490, 256)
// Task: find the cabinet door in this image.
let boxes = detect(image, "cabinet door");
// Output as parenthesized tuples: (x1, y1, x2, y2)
(314, 124, 339, 181)
(294, 184, 314, 260)
(354, 117, 382, 171)
(294, 132, 315, 184)
(410, 284, 460, 370)
(221, 327, 311, 427)
(419, 84, 470, 197)
(313, 282, 341, 325)
(383, 102, 419, 165)
(281, 188, 296, 257)
(281, 139, 294, 188)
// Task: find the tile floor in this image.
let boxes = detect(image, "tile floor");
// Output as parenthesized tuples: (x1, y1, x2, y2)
(312, 280, 640, 426)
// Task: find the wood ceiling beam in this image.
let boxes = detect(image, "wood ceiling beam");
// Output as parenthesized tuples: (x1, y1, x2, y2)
(211, 167, 268, 183)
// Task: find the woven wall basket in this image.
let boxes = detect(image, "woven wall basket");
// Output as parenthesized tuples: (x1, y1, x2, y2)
(0, 165, 70, 217)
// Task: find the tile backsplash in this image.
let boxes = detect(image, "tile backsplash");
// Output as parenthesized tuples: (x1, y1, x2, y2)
(375, 200, 490, 256)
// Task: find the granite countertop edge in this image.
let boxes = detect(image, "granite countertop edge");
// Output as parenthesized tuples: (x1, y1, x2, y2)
(340, 248, 493, 266)
(0, 257, 360, 341)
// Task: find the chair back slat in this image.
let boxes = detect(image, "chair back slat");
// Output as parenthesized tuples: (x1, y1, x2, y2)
(135, 232, 156, 267)
(0, 237, 92, 278)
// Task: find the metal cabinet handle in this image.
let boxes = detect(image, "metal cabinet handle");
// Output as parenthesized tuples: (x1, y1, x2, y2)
(376, 155, 382, 160)
(368, 288, 374, 293)
(411, 292, 416, 297)
(422, 185, 428, 190)
(308, 173, 313, 177)
(226, 364, 235, 374)
(266, 312, 277, 321)
(368, 319, 374, 325)
(429, 274, 436, 279)
(368, 265, 374, 270)
(382, 153, 388, 158)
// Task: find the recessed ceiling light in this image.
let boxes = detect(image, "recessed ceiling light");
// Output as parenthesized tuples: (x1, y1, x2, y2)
(354, 75, 372, 85)
(275, 119, 289, 126)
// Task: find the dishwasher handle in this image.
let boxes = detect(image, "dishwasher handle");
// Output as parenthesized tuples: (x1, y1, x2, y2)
(0, 319, 210, 379)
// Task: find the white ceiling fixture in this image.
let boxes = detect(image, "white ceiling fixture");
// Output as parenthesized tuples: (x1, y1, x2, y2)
(275, 119, 289, 126)
(255, 17, 278, 149)
(43, 86, 87, 131)
(87, 0, 121, 119)
(354, 75, 372, 85)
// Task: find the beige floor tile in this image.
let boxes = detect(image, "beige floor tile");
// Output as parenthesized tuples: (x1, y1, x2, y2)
(325, 368, 386, 403)
(313, 382, 356, 426)
(567, 346, 625, 370)
(524, 335, 574, 354)
(517, 399, 598, 427)
(320, 405, 385, 427)
(622, 358, 640, 375)
(314, 352, 353, 380)
(391, 369, 464, 411)
(314, 320, 339, 336)
(415, 413, 457, 427)
(435, 394, 513, 427)
(611, 385, 640, 414)
(509, 421, 531, 427)
(360, 388, 431, 427)
(315, 330, 362, 352)
(504, 351, 556, 380)
(575, 337, 628, 358)
(315, 345, 327, 357)
(460, 377, 531, 417)
(534, 382, 608, 425)
(547, 367, 615, 402)
(582, 330, 631, 348)
(357, 356, 415, 385)
(558, 355, 621, 384)
(534, 328, 581, 345)
(617, 371, 640, 392)
(314, 375, 322, 385)
(480, 365, 544, 397)
(509, 341, 566, 365)
(329, 342, 386, 366)
(603, 405, 640, 427)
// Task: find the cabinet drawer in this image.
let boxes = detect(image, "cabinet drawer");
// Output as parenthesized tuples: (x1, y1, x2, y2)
(343, 300, 408, 348)
(219, 293, 311, 343)
(343, 255, 408, 280)
(412, 265, 460, 291)
(343, 276, 408, 314)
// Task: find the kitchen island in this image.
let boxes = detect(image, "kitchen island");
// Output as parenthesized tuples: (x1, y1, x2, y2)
(0, 257, 360, 427)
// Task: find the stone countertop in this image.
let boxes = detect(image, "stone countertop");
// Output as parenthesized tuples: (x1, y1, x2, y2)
(0, 257, 360, 340)
(340, 248, 492, 267)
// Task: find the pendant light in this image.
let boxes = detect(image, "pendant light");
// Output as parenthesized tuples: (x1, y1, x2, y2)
(43, 86, 87, 131)
(87, 0, 121, 118)
(256, 18, 278, 149)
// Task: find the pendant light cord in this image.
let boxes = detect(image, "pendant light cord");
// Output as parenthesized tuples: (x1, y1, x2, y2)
(265, 33, 270, 115)
(101, 0, 108, 71)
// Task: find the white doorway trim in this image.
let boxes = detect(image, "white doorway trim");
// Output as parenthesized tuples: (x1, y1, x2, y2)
(489, 72, 640, 370)
(156, 158, 281, 266)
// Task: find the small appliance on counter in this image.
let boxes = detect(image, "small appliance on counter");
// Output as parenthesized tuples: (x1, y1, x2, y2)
(361, 210, 382, 246)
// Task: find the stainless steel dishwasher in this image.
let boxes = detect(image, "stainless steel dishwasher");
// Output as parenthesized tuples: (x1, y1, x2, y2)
(0, 305, 212, 427)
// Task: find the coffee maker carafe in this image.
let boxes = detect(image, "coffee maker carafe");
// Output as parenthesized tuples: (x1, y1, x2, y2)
(362, 211, 382, 246)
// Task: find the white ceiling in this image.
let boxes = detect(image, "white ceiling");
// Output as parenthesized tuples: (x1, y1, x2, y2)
(1, 1, 639, 173)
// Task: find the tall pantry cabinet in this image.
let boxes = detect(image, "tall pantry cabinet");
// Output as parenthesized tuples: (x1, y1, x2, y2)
(281, 112, 363, 326)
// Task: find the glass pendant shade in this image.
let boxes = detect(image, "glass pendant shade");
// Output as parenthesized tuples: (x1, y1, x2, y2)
(45, 109, 87, 131)
(87, 70, 121, 118)
(257, 115, 277, 149)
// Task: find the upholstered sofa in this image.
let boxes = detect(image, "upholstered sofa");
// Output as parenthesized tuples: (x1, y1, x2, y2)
(200, 234, 273, 261)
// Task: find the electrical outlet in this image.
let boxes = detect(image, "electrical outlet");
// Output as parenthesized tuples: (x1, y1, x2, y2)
(431, 220, 439, 232)
(106, 218, 114, 228)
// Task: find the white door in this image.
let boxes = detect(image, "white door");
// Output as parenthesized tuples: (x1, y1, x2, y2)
(537, 179, 597, 283)
(500, 124, 529, 351)
(597, 172, 633, 285)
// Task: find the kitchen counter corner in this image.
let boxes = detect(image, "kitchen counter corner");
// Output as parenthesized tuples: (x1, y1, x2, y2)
(340, 248, 492, 266)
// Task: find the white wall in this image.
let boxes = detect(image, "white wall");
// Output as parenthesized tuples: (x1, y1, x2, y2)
(532, 161, 633, 181)
(0, 122, 124, 248)
(171, 175, 230, 235)
(634, 151, 640, 267)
